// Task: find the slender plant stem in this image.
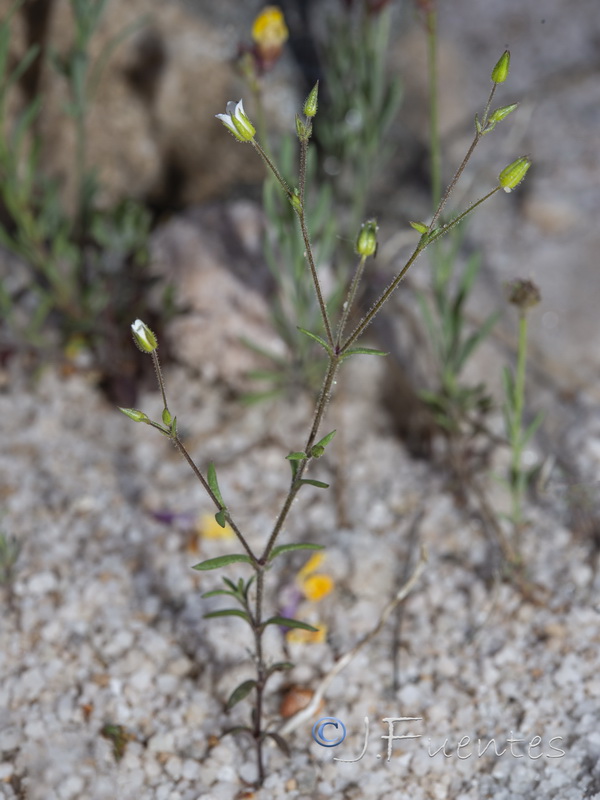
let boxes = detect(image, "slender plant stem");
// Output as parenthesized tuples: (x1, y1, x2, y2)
(429, 83, 497, 231)
(336, 255, 366, 347)
(259, 355, 340, 563)
(510, 310, 528, 526)
(172, 436, 257, 563)
(296, 208, 335, 347)
(341, 186, 499, 354)
(252, 139, 292, 198)
(253, 137, 335, 348)
(341, 245, 423, 352)
(252, 568, 266, 785)
(151, 351, 168, 411)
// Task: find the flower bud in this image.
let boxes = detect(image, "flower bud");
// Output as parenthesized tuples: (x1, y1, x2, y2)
(295, 114, 311, 141)
(356, 219, 378, 257)
(289, 189, 302, 213)
(119, 407, 149, 423)
(303, 82, 319, 118)
(488, 103, 518, 124)
(498, 156, 531, 193)
(410, 221, 429, 234)
(131, 319, 158, 353)
(491, 50, 510, 84)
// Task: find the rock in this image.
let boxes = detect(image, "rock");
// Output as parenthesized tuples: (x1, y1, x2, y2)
(151, 202, 284, 390)
(0, 0, 273, 211)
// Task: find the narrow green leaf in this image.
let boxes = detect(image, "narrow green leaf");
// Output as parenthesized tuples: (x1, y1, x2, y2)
(298, 479, 329, 489)
(226, 679, 256, 710)
(314, 430, 336, 450)
(502, 366, 515, 404)
(269, 543, 325, 561)
(267, 661, 294, 676)
(204, 609, 251, 623)
(297, 327, 333, 356)
(263, 616, 320, 632)
(201, 589, 238, 599)
(214, 509, 227, 529)
(192, 554, 252, 570)
(221, 725, 253, 740)
(207, 463, 225, 507)
(522, 410, 544, 444)
(286, 451, 307, 461)
(341, 347, 388, 358)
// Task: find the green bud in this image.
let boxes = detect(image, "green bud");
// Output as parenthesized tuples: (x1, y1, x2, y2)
(410, 221, 429, 234)
(119, 407, 149, 423)
(295, 114, 311, 141)
(303, 81, 319, 118)
(310, 445, 325, 458)
(131, 319, 158, 353)
(498, 156, 531, 193)
(488, 102, 518, 124)
(491, 50, 510, 84)
(356, 219, 378, 257)
(162, 408, 172, 426)
(289, 189, 302, 213)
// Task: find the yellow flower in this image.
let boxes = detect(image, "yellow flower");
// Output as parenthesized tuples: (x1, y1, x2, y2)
(196, 513, 234, 540)
(252, 6, 289, 50)
(296, 553, 334, 602)
(302, 574, 334, 602)
(287, 623, 327, 644)
(297, 552, 325, 581)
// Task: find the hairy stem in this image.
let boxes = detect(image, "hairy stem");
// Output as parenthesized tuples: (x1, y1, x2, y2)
(510, 310, 529, 528)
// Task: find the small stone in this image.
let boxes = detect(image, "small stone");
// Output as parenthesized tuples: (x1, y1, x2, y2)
(164, 755, 182, 780)
(0, 762, 14, 780)
(181, 758, 201, 780)
(147, 732, 175, 753)
(28, 571, 58, 593)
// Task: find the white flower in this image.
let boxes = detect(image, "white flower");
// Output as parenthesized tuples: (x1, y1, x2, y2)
(131, 319, 158, 353)
(215, 99, 256, 142)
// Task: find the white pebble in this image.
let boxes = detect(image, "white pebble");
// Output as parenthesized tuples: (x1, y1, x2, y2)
(181, 759, 202, 780)
(28, 571, 58, 593)
(164, 755, 182, 780)
(148, 732, 175, 753)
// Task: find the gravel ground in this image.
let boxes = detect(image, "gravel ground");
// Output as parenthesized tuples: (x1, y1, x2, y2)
(1, 351, 600, 800)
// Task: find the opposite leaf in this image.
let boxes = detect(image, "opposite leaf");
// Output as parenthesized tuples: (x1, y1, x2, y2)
(226, 679, 257, 710)
(269, 543, 325, 562)
(207, 463, 225, 508)
(263, 616, 320, 632)
(193, 554, 252, 570)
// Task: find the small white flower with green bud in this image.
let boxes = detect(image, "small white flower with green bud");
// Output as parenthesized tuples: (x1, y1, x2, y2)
(499, 156, 531, 193)
(131, 319, 158, 353)
(356, 219, 379, 257)
(491, 50, 511, 84)
(215, 99, 256, 143)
